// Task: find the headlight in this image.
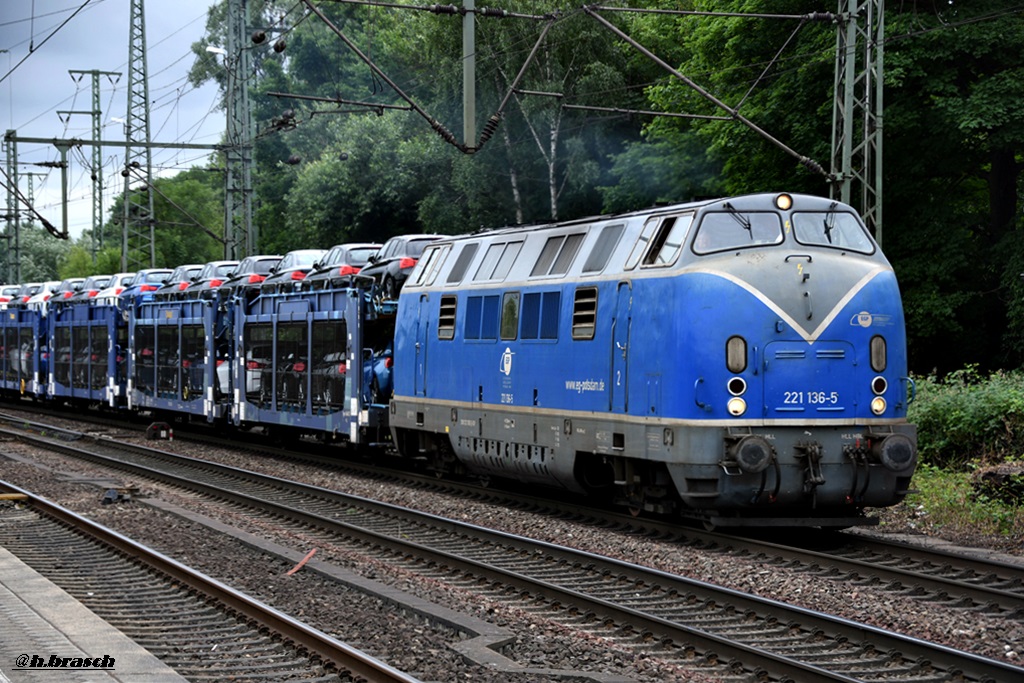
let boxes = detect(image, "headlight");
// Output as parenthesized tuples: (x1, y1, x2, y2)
(871, 396, 886, 415)
(775, 193, 793, 211)
(727, 397, 747, 416)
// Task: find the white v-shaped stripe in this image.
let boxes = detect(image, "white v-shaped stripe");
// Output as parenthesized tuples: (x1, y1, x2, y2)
(695, 265, 889, 343)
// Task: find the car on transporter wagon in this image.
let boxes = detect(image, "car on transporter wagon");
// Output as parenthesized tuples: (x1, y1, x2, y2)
(259, 249, 327, 292)
(152, 263, 204, 299)
(180, 260, 239, 298)
(217, 254, 283, 296)
(64, 274, 114, 303)
(301, 242, 382, 290)
(359, 234, 443, 300)
(92, 272, 137, 305)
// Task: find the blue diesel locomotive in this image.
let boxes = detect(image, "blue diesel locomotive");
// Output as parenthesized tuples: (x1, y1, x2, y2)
(389, 193, 917, 527)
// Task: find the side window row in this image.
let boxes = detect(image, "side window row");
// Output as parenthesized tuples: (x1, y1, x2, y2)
(436, 287, 598, 342)
(416, 215, 690, 289)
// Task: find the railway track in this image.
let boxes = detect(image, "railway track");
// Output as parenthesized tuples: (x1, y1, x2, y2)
(1, 415, 1020, 683)
(0, 480, 420, 683)
(131, 410, 1024, 620)
(16, 403, 1022, 621)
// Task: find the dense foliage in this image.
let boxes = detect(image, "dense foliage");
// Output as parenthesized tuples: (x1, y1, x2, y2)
(28, 1, 1023, 377)
(908, 365, 1024, 469)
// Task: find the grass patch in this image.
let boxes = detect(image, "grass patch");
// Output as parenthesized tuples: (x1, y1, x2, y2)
(893, 365, 1024, 545)
(886, 464, 1024, 539)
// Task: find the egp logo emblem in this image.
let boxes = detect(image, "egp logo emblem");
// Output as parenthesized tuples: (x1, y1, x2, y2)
(499, 347, 514, 376)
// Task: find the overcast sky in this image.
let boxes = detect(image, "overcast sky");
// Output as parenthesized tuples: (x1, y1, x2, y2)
(0, 0, 223, 241)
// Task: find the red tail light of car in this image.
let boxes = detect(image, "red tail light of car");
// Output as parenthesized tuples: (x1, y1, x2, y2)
(140, 284, 158, 292)
(177, 282, 189, 291)
(62, 291, 74, 299)
(246, 360, 264, 370)
(247, 274, 266, 284)
(292, 361, 306, 372)
(398, 257, 417, 270)
(337, 265, 359, 276)
(211, 279, 224, 287)
(384, 356, 393, 369)
(290, 271, 307, 280)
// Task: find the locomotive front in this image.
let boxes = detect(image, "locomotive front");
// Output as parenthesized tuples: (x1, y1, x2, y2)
(666, 193, 917, 526)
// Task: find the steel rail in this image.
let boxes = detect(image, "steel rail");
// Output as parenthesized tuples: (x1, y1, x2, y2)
(0, 477, 421, 683)
(6, 426, 1022, 683)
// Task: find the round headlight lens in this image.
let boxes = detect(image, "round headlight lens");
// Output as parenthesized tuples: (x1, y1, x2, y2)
(871, 396, 887, 415)
(775, 193, 793, 211)
(727, 397, 747, 416)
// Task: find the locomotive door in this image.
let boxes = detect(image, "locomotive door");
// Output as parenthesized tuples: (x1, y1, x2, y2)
(611, 282, 632, 412)
(414, 294, 430, 396)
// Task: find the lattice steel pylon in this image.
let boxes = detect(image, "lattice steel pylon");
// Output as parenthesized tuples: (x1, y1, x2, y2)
(68, 70, 120, 260)
(122, 0, 155, 271)
(2, 132, 19, 284)
(223, 0, 256, 259)
(831, 0, 884, 244)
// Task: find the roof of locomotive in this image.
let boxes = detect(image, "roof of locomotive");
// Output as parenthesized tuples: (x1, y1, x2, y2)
(444, 192, 844, 242)
(403, 192, 882, 291)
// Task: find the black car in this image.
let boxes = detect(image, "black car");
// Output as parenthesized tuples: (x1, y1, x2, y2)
(260, 249, 327, 291)
(64, 274, 113, 303)
(359, 234, 443, 300)
(302, 242, 382, 289)
(43, 278, 85, 308)
(181, 260, 239, 298)
(152, 264, 204, 300)
(218, 254, 283, 294)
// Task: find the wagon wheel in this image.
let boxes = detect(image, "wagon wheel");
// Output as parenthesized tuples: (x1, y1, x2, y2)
(623, 486, 645, 517)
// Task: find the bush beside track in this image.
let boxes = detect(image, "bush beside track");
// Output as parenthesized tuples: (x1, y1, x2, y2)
(901, 365, 1024, 539)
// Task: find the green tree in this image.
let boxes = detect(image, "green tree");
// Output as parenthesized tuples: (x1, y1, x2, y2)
(11, 225, 74, 282)
(884, 3, 1024, 372)
(626, 0, 835, 197)
(100, 168, 223, 268)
